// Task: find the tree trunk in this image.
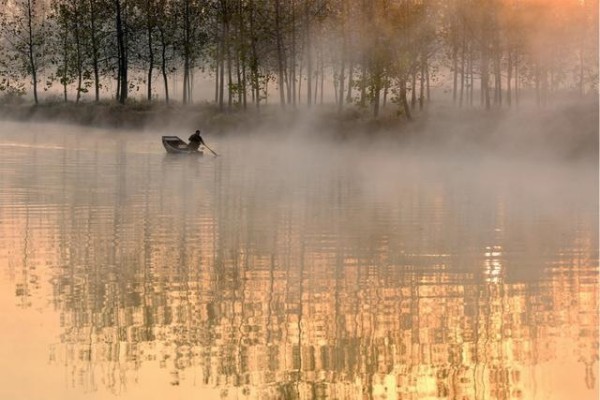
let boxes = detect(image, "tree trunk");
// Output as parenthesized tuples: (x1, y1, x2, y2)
(249, 0, 260, 111)
(452, 42, 458, 104)
(27, 0, 38, 104)
(337, 0, 346, 113)
(159, 28, 169, 104)
(146, 0, 154, 102)
(410, 71, 417, 109)
(297, 56, 303, 104)
(290, 1, 296, 107)
(214, 43, 220, 103)
(236, 51, 242, 107)
(61, 26, 68, 102)
(400, 78, 411, 120)
(237, 0, 247, 110)
(305, 0, 312, 107)
(275, 0, 286, 108)
(360, 63, 367, 107)
(72, 1, 83, 103)
(383, 80, 388, 109)
(116, 64, 120, 100)
(333, 68, 338, 104)
(115, 0, 127, 104)
(426, 61, 431, 102)
(373, 80, 380, 117)
(89, 0, 100, 102)
(313, 61, 318, 104)
(227, 22, 233, 110)
(420, 54, 425, 111)
(182, 0, 191, 104)
(493, 35, 501, 107)
(515, 54, 519, 106)
(359, 0, 368, 107)
(242, 58, 247, 110)
(507, 49, 512, 107)
(346, 58, 353, 103)
(372, 36, 382, 118)
(338, 52, 345, 113)
(481, 52, 490, 110)
(459, 39, 465, 108)
(469, 50, 474, 107)
(319, 56, 324, 104)
(75, 21, 83, 103)
(188, 70, 193, 103)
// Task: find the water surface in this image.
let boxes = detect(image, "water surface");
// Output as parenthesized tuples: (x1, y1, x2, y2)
(0, 121, 597, 399)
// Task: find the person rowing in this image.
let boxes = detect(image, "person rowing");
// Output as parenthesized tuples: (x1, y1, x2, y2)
(188, 129, 219, 156)
(187, 129, 205, 152)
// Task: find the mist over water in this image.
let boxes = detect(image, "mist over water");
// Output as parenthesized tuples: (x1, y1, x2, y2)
(0, 119, 597, 399)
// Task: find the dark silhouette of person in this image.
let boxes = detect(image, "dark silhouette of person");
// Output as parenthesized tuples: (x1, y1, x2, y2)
(188, 129, 205, 152)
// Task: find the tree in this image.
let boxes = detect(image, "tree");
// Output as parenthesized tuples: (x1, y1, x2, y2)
(155, 0, 177, 103)
(1, 0, 48, 104)
(51, 0, 92, 102)
(172, 0, 208, 104)
(136, 0, 159, 101)
(114, 0, 128, 104)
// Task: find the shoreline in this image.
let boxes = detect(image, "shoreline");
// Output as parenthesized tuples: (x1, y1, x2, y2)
(0, 101, 409, 134)
(0, 99, 597, 162)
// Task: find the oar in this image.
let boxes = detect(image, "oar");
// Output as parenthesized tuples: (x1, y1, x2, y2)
(203, 143, 219, 157)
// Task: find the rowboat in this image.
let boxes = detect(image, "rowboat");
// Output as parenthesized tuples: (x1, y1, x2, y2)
(162, 136, 203, 155)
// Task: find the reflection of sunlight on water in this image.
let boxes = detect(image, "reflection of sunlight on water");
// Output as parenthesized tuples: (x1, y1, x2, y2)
(0, 124, 597, 399)
(0, 143, 67, 150)
(484, 245, 504, 284)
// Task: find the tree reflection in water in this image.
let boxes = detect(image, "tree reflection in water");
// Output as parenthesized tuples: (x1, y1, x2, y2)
(0, 133, 597, 399)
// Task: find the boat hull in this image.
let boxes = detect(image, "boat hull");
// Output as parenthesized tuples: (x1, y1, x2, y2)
(162, 136, 203, 155)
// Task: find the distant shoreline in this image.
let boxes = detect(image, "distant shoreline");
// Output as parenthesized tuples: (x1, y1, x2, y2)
(0, 101, 221, 131)
(0, 100, 428, 140)
(0, 99, 597, 162)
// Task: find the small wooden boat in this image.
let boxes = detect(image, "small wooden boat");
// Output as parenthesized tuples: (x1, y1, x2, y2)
(162, 136, 203, 155)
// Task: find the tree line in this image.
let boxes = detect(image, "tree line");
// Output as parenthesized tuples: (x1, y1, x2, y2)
(0, 0, 597, 117)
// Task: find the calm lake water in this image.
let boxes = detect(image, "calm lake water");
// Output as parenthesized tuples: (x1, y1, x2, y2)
(0, 121, 597, 400)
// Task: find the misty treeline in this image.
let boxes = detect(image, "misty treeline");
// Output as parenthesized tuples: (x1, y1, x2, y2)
(0, 0, 597, 117)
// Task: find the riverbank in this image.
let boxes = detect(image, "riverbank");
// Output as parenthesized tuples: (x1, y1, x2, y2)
(0, 100, 406, 136)
(0, 98, 597, 161)
(0, 101, 232, 131)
